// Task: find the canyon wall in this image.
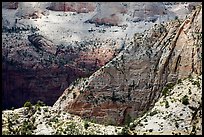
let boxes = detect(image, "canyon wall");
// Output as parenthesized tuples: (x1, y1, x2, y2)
(53, 6, 202, 125)
(2, 33, 118, 109)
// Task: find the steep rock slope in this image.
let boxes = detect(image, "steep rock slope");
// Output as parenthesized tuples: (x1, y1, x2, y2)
(2, 30, 119, 109)
(53, 5, 202, 125)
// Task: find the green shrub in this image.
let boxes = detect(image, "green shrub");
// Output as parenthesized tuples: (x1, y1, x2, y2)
(149, 110, 158, 116)
(36, 100, 45, 107)
(73, 93, 77, 99)
(84, 121, 89, 130)
(118, 126, 130, 135)
(62, 96, 66, 100)
(44, 107, 48, 112)
(162, 83, 175, 97)
(177, 79, 182, 84)
(192, 80, 201, 88)
(190, 125, 196, 135)
(24, 101, 32, 109)
(175, 121, 179, 128)
(182, 95, 189, 105)
(165, 100, 170, 108)
(188, 89, 192, 95)
(50, 117, 58, 123)
(124, 114, 132, 125)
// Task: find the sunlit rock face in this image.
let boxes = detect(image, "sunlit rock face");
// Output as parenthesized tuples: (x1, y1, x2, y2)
(85, 2, 128, 26)
(14, 2, 50, 19)
(54, 6, 202, 126)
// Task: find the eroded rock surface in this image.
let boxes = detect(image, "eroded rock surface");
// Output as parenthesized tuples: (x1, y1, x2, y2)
(2, 31, 119, 109)
(54, 6, 202, 126)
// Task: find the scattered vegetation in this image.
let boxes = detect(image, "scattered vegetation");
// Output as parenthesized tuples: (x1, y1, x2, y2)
(191, 80, 201, 89)
(118, 126, 131, 135)
(177, 79, 182, 84)
(36, 100, 46, 107)
(161, 83, 175, 97)
(181, 95, 189, 105)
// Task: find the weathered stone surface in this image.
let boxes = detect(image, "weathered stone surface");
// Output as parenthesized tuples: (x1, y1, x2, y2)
(47, 2, 96, 13)
(86, 3, 127, 26)
(2, 32, 118, 109)
(28, 34, 57, 55)
(2, 2, 18, 9)
(54, 6, 202, 125)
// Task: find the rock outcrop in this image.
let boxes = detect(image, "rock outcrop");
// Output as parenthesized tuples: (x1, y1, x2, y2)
(47, 2, 96, 13)
(86, 2, 127, 26)
(28, 34, 57, 54)
(129, 2, 168, 22)
(53, 5, 202, 126)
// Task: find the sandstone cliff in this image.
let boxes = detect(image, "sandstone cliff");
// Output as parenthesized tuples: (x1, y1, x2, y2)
(2, 32, 118, 109)
(53, 5, 202, 126)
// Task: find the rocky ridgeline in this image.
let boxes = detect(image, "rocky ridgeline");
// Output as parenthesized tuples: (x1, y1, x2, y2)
(53, 5, 202, 126)
(28, 34, 57, 54)
(2, 29, 120, 109)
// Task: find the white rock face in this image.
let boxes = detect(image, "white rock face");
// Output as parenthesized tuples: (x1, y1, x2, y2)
(132, 75, 202, 135)
(15, 2, 50, 18)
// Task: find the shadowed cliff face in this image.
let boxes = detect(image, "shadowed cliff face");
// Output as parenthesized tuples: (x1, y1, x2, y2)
(2, 33, 118, 109)
(53, 6, 202, 126)
(2, 2, 18, 9)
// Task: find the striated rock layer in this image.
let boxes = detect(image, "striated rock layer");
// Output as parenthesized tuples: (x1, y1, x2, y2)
(2, 32, 118, 109)
(53, 6, 202, 125)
